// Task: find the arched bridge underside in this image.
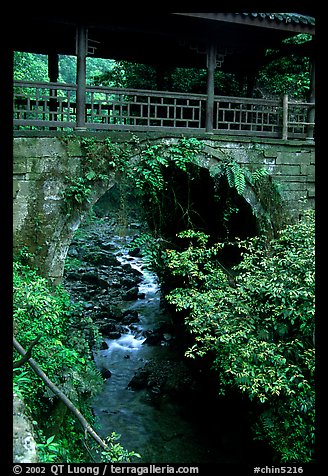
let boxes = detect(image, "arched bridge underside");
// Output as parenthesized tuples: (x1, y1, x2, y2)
(13, 131, 315, 284)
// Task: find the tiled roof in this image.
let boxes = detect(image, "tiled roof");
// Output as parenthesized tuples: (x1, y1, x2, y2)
(237, 13, 315, 26)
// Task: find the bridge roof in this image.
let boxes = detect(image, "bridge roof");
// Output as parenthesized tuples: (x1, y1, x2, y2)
(13, 12, 314, 70)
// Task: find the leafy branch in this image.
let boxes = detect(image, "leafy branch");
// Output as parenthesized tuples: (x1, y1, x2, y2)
(13, 336, 140, 462)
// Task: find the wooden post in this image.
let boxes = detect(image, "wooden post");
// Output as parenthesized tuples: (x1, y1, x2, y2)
(48, 52, 59, 82)
(76, 24, 87, 130)
(48, 52, 59, 129)
(282, 93, 288, 140)
(205, 43, 216, 133)
(306, 60, 315, 140)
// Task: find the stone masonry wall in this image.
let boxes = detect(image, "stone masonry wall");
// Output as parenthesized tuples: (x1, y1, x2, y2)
(202, 136, 315, 222)
(13, 134, 315, 283)
(13, 136, 115, 284)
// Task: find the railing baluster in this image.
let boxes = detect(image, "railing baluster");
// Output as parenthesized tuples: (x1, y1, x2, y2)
(13, 80, 314, 138)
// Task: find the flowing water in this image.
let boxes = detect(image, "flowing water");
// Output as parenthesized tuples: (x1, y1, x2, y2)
(90, 229, 271, 464)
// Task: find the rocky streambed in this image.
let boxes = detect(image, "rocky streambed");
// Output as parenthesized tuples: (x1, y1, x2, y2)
(63, 215, 271, 464)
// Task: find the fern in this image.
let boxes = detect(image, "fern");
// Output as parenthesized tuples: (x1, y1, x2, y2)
(252, 168, 269, 184)
(232, 163, 246, 195)
(225, 162, 246, 195)
(224, 160, 269, 196)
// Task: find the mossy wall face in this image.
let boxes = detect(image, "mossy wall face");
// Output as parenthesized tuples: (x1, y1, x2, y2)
(13, 134, 315, 283)
(13, 137, 115, 284)
(202, 137, 315, 220)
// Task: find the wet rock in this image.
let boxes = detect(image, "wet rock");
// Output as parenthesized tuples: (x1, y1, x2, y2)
(83, 250, 121, 267)
(106, 306, 124, 321)
(128, 368, 150, 390)
(129, 247, 141, 257)
(99, 241, 116, 251)
(128, 360, 195, 400)
(67, 246, 79, 258)
(66, 271, 81, 281)
(100, 341, 109, 350)
(107, 331, 122, 339)
(122, 286, 139, 301)
(81, 271, 100, 284)
(96, 277, 110, 289)
(121, 276, 140, 288)
(100, 368, 112, 379)
(142, 331, 163, 346)
(122, 312, 140, 325)
(98, 319, 121, 336)
(123, 309, 139, 318)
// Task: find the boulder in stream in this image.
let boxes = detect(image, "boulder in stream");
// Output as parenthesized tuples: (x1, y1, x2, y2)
(122, 286, 139, 301)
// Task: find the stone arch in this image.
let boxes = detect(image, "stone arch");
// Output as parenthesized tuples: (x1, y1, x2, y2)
(192, 149, 273, 238)
(14, 134, 313, 284)
(44, 176, 117, 285)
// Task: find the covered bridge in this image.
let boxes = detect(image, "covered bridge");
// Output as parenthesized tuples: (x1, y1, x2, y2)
(13, 12, 315, 138)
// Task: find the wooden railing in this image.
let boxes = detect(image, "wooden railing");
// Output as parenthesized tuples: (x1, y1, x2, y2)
(13, 80, 315, 139)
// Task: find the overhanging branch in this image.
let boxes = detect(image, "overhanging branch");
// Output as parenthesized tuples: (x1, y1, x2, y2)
(13, 336, 110, 452)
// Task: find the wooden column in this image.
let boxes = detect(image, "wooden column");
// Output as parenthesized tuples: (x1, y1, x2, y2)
(48, 52, 59, 82)
(282, 94, 288, 140)
(76, 24, 87, 130)
(48, 53, 59, 129)
(205, 43, 216, 133)
(306, 59, 315, 140)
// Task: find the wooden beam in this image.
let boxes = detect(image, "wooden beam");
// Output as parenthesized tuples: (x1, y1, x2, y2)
(76, 24, 87, 130)
(172, 13, 315, 35)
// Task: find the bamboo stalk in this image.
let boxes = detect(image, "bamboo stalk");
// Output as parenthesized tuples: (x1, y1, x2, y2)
(13, 337, 110, 452)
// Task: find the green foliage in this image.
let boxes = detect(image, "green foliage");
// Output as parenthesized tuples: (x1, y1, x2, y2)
(257, 35, 312, 99)
(13, 260, 102, 400)
(14, 52, 115, 85)
(14, 52, 49, 82)
(13, 260, 136, 463)
(62, 176, 92, 206)
(36, 434, 61, 463)
(165, 211, 315, 462)
(224, 159, 269, 196)
(99, 433, 141, 463)
(133, 138, 203, 194)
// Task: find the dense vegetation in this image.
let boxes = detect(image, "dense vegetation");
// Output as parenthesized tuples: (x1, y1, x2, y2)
(13, 30, 315, 463)
(124, 142, 315, 462)
(13, 251, 140, 463)
(164, 211, 315, 462)
(13, 132, 315, 463)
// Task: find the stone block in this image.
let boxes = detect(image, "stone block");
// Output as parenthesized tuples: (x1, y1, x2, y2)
(300, 164, 315, 177)
(13, 137, 67, 159)
(262, 147, 278, 158)
(276, 151, 312, 165)
(280, 189, 308, 202)
(272, 164, 301, 176)
(307, 184, 315, 198)
(13, 160, 28, 174)
(280, 182, 307, 191)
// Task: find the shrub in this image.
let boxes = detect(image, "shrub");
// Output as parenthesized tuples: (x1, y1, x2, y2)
(13, 260, 139, 462)
(165, 211, 315, 462)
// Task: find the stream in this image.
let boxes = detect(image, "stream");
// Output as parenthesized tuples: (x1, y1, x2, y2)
(90, 232, 220, 463)
(64, 217, 272, 465)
